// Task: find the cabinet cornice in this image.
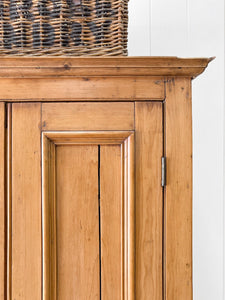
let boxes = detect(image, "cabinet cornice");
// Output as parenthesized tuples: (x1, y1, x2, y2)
(0, 56, 213, 78)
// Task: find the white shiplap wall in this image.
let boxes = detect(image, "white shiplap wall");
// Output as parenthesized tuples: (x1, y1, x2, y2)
(128, 1, 225, 299)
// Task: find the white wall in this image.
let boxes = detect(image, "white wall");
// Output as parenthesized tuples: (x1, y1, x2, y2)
(128, 1, 225, 299)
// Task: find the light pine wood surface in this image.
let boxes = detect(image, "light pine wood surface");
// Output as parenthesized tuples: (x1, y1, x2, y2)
(135, 102, 163, 300)
(0, 103, 5, 300)
(6, 104, 12, 300)
(0, 58, 211, 102)
(42, 130, 135, 300)
(0, 77, 165, 101)
(100, 145, 123, 299)
(165, 78, 193, 300)
(42, 102, 135, 131)
(0, 58, 210, 300)
(0, 57, 212, 78)
(42, 131, 133, 145)
(11, 103, 42, 300)
(42, 133, 57, 300)
(56, 145, 100, 299)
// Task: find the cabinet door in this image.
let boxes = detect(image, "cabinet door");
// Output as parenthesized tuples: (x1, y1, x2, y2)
(7, 102, 163, 300)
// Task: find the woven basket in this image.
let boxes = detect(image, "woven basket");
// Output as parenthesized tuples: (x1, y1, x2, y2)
(0, 0, 128, 56)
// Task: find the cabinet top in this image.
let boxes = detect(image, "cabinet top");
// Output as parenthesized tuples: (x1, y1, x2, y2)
(0, 56, 213, 79)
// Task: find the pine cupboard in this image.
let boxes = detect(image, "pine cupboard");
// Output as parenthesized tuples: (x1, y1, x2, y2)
(0, 57, 211, 300)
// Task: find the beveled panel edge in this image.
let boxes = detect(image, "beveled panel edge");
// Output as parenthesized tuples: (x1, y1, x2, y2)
(41, 130, 135, 300)
(43, 131, 134, 145)
(0, 103, 6, 300)
(0, 57, 213, 79)
(42, 135, 57, 300)
(6, 104, 12, 300)
(123, 133, 135, 300)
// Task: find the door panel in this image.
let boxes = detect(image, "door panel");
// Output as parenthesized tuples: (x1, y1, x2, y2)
(100, 145, 123, 299)
(8, 102, 163, 300)
(56, 146, 99, 299)
(42, 102, 134, 131)
(42, 131, 134, 300)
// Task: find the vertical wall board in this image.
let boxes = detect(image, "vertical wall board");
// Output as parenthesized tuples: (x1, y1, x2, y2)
(128, 0, 151, 55)
(165, 78, 192, 300)
(188, 1, 224, 300)
(150, 0, 189, 56)
(0, 103, 5, 299)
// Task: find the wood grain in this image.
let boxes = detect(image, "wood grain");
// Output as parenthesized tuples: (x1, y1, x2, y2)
(0, 102, 5, 300)
(0, 57, 212, 78)
(42, 130, 134, 300)
(42, 103, 134, 131)
(124, 134, 135, 300)
(56, 145, 100, 299)
(6, 104, 12, 300)
(165, 78, 193, 300)
(0, 56, 211, 102)
(0, 77, 165, 101)
(135, 102, 163, 300)
(11, 103, 41, 300)
(44, 131, 133, 145)
(1, 57, 206, 300)
(100, 145, 123, 299)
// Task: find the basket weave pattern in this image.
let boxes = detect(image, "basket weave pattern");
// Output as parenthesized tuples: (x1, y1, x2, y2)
(0, 0, 128, 56)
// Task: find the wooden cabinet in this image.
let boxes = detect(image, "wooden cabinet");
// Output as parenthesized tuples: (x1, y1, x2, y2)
(0, 57, 210, 300)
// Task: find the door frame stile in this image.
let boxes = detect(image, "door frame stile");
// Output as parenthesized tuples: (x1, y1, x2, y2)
(0, 103, 6, 300)
(6, 103, 12, 300)
(164, 77, 193, 300)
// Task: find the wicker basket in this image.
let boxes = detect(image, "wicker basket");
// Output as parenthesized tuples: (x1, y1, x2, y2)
(0, 0, 128, 56)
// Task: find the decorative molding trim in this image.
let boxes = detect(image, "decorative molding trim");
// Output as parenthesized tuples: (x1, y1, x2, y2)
(6, 104, 12, 300)
(0, 57, 212, 78)
(42, 131, 135, 300)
